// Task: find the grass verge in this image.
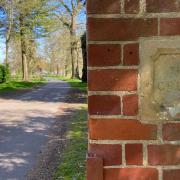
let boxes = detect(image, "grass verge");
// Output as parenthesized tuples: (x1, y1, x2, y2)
(49, 76, 87, 91)
(54, 106, 87, 180)
(0, 81, 45, 92)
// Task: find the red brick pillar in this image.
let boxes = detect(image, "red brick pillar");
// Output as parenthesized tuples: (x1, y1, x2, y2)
(87, 0, 180, 180)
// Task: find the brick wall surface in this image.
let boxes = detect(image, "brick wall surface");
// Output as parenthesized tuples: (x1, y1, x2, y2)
(87, 0, 180, 180)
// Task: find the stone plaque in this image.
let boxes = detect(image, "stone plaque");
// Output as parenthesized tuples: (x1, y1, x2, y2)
(140, 38, 180, 122)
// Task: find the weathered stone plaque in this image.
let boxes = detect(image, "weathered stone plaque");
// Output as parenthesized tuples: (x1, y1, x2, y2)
(140, 38, 180, 122)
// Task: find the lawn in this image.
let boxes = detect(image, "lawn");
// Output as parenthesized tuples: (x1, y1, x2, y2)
(54, 106, 88, 180)
(62, 78, 87, 91)
(49, 76, 87, 91)
(0, 81, 45, 92)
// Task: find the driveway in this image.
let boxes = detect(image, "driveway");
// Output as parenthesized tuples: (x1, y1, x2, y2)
(0, 79, 84, 180)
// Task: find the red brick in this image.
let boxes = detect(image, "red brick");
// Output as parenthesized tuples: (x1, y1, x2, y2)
(88, 18, 158, 41)
(125, 144, 143, 165)
(87, 0, 120, 14)
(88, 95, 121, 115)
(148, 144, 180, 165)
(163, 123, 180, 141)
(163, 169, 180, 180)
(89, 119, 157, 140)
(147, 0, 180, 13)
(88, 44, 121, 67)
(123, 43, 139, 65)
(104, 168, 158, 180)
(123, 95, 138, 116)
(88, 69, 138, 91)
(160, 18, 180, 36)
(125, 0, 140, 14)
(87, 156, 103, 180)
(89, 144, 122, 166)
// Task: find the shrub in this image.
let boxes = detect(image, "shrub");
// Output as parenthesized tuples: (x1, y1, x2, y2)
(0, 64, 7, 83)
(5, 64, 10, 81)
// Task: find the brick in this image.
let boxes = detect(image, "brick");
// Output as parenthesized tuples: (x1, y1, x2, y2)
(88, 69, 138, 91)
(163, 169, 180, 180)
(88, 95, 121, 115)
(125, 144, 143, 165)
(147, 0, 180, 13)
(89, 119, 157, 140)
(89, 144, 122, 166)
(104, 168, 158, 180)
(88, 44, 121, 67)
(160, 18, 180, 36)
(88, 18, 158, 41)
(123, 43, 139, 65)
(148, 144, 180, 165)
(87, 0, 120, 14)
(125, 0, 140, 14)
(87, 156, 103, 180)
(163, 123, 180, 141)
(123, 95, 138, 116)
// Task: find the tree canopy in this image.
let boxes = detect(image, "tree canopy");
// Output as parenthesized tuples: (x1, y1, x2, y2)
(0, 0, 87, 81)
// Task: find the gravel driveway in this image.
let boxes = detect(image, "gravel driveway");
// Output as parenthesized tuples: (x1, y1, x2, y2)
(0, 79, 86, 180)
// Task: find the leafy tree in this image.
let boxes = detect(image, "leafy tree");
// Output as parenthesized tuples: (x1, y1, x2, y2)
(0, 0, 86, 81)
(13, 0, 55, 81)
(0, 64, 8, 83)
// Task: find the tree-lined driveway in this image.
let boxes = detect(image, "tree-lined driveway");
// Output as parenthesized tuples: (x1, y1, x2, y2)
(0, 79, 85, 180)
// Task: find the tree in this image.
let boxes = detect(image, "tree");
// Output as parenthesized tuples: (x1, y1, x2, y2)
(0, 0, 14, 81)
(0, 0, 86, 81)
(0, 1, 13, 63)
(4, 0, 13, 67)
(14, 0, 55, 81)
(55, 0, 86, 79)
(44, 29, 72, 76)
(81, 32, 87, 83)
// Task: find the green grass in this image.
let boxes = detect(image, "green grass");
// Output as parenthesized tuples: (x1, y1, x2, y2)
(54, 106, 88, 180)
(49, 76, 87, 91)
(63, 79, 87, 91)
(0, 81, 45, 92)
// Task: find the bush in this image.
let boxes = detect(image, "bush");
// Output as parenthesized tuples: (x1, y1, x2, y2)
(5, 64, 10, 82)
(0, 64, 8, 83)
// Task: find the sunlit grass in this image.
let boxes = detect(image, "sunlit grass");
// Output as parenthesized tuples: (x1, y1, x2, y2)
(0, 81, 45, 92)
(49, 75, 87, 91)
(54, 107, 87, 180)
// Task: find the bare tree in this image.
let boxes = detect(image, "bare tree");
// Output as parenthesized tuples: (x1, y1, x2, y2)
(55, 0, 86, 79)
(0, 0, 14, 72)
(5, 0, 13, 67)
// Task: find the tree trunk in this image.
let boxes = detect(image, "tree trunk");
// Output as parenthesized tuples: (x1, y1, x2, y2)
(56, 64, 60, 76)
(5, 0, 13, 80)
(81, 33, 87, 83)
(5, 36, 10, 82)
(75, 47, 80, 79)
(64, 54, 69, 77)
(22, 53, 29, 81)
(5, 35, 10, 66)
(70, 14, 79, 79)
(19, 14, 29, 81)
(70, 32, 75, 79)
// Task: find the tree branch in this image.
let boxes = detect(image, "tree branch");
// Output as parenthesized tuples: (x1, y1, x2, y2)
(59, 0, 72, 16)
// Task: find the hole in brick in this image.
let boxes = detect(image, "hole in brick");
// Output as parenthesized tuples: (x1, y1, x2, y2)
(129, 51, 133, 55)
(107, 48, 111, 52)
